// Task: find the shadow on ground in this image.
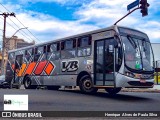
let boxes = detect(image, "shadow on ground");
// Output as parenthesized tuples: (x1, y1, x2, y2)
(57, 89, 152, 102)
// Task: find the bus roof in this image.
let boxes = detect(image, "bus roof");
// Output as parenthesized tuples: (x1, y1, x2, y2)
(8, 25, 148, 53)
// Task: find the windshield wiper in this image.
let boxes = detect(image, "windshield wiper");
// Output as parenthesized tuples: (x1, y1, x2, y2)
(127, 35, 137, 49)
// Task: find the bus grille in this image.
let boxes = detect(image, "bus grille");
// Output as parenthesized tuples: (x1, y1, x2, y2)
(128, 81, 154, 86)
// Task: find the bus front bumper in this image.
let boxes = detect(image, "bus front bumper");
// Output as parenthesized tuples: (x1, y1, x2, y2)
(116, 73, 154, 88)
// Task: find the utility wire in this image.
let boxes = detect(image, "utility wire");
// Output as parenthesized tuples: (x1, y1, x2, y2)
(0, 11, 34, 42)
(0, 16, 33, 42)
(7, 17, 34, 41)
(0, 3, 41, 42)
(0, 12, 34, 42)
(15, 17, 40, 42)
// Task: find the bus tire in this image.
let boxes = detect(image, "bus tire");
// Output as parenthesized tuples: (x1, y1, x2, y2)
(24, 76, 37, 89)
(79, 75, 98, 94)
(47, 86, 60, 90)
(9, 80, 13, 89)
(105, 88, 121, 95)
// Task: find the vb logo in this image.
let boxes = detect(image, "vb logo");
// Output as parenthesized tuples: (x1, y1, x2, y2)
(62, 60, 79, 72)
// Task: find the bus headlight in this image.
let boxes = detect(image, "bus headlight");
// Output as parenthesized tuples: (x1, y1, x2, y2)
(125, 72, 135, 78)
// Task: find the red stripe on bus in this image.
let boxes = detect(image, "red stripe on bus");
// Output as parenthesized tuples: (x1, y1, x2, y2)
(34, 61, 48, 75)
(45, 62, 55, 75)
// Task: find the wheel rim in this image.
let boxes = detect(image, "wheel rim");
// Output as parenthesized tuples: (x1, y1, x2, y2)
(83, 79, 92, 90)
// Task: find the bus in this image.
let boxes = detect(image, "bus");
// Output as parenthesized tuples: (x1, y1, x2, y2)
(5, 25, 155, 94)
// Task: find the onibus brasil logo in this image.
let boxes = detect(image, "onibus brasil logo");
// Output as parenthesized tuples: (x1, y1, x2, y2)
(4, 99, 27, 106)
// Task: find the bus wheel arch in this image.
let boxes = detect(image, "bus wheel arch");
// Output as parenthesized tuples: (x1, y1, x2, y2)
(23, 74, 29, 85)
(77, 71, 98, 93)
(23, 75, 37, 89)
(76, 71, 90, 86)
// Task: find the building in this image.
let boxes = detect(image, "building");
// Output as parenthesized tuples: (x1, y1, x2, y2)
(5, 36, 35, 50)
(151, 43, 160, 63)
(151, 43, 160, 85)
(0, 36, 35, 74)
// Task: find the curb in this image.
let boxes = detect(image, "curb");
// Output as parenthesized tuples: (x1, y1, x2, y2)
(121, 88, 160, 93)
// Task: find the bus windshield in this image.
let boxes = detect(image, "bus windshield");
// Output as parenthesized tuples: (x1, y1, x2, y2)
(121, 35, 154, 73)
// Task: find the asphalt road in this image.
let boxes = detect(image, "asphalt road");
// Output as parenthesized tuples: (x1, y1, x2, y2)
(0, 88, 160, 111)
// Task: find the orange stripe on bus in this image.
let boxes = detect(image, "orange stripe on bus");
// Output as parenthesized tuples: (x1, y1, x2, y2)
(24, 62, 37, 75)
(17, 63, 27, 77)
(45, 62, 54, 75)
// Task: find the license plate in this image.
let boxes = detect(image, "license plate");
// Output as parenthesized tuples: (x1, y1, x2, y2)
(140, 79, 146, 83)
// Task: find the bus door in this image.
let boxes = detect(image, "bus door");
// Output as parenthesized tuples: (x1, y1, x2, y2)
(14, 55, 23, 83)
(94, 38, 116, 86)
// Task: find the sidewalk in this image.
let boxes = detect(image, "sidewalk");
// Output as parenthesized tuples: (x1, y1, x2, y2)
(121, 85, 160, 93)
(152, 85, 160, 90)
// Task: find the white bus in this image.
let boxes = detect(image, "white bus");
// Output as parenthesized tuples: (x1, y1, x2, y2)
(5, 25, 155, 94)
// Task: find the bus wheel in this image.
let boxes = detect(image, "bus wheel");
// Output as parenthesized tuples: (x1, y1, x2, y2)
(9, 80, 13, 89)
(15, 80, 21, 89)
(24, 77, 37, 89)
(105, 88, 121, 95)
(79, 75, 98, 94)
(47, 86, 60, 90)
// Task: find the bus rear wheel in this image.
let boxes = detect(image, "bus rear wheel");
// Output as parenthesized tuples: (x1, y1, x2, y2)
(79, 75, 98, 94)
(24, 76, 37, 89)
(105, 88, 121, 95)
(47, 86, 60, 90)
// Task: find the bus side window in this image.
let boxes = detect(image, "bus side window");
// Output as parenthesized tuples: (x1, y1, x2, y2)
(35, 48, 38, 54)
(25, 49, 32, 62)
(61, 39, 76, 59)
(15, 55, 23, 69)
(44, 46, 47, 53)
(47, 42, 60, 61)
(78, 36, 92, 57)
(25, 50, 29, 62)
(8, 52, 15, 60)
(47, 44, 51, 52)
(34, 47, 41, 62)
(32, 48, 34, 55)
(43, 45, 47, 61)
(8, 52, 15, 65)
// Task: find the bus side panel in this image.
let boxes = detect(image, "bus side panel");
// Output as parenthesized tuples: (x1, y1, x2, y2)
(5, 52, 16, 83)
(53, 56, 94, 86)
(42, 59, 60, 86)
(5, 61, 14, 83)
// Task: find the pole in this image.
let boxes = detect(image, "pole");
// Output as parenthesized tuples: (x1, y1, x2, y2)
(114, 7, 140, 25)
(1, 14, 7, 75)
(0, 12, 15, 75)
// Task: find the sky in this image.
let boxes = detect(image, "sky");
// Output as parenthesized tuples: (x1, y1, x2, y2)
(0, 0, 160, 44)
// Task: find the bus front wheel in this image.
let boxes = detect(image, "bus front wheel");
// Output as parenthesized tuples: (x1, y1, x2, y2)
(79, 75, 98, 94)
(105, 88, 121, 95)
